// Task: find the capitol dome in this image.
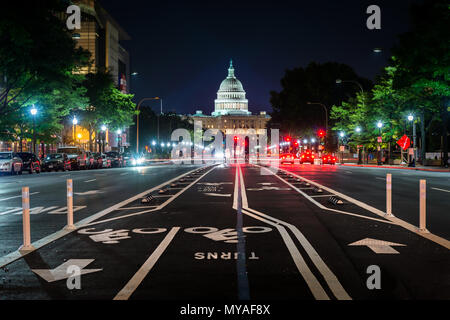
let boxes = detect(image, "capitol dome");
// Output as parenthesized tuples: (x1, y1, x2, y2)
(213, 60, 250, 116)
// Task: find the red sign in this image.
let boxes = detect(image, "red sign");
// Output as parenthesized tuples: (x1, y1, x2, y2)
(377, 137, 382, 143)
(397, 135, 411, 151)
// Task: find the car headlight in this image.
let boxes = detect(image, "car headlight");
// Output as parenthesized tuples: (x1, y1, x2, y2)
(137, 158, 144, 165)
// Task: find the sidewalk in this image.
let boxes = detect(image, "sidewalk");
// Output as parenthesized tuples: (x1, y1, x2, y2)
(340, 163, 450, 173)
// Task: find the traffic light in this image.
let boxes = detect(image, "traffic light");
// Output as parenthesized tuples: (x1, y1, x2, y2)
(317, 130, 326, 138)
(285, 136, 291, 142)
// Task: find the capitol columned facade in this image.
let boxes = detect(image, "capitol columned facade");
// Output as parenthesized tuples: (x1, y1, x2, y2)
(192, 60, 270, 135)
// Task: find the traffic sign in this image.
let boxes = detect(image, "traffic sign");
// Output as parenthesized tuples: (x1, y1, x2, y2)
(396, 135, 411, 151)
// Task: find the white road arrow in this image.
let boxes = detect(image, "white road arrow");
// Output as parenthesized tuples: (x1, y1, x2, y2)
(348, 238, 406, 254)
(32, 259, 102, 283)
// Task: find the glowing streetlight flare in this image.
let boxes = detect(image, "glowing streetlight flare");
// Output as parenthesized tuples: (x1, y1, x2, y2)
(72, 117, 78, 125)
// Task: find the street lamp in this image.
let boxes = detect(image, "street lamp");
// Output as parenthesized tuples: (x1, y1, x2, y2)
(336, 79, 365, 108)
(30, 106, 38, 154)
(136, 97, 163, 154)
(377, 122, 383, 165)
(408, 115, 417, 167)
(72, 117, 78, 146)
(355, 127, 363, 164)
(117, 129, 123, 153)
(339, 132, 346, 164)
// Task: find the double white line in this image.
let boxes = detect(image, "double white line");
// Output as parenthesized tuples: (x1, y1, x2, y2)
(236, 164, 351, 300)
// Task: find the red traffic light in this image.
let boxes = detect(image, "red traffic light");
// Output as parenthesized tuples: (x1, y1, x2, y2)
(234, 136, 238, 142)
(285, 136, 291, 142)
(317, 130, 326, 138)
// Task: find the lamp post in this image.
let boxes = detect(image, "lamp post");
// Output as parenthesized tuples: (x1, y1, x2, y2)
(101, 125, 107, 153)
(377, 121, 383, 166)
(72, 117, 78, 146)
(336, 79, 365, 108)
(408, 115, 417, 167)
(136, 97, 163, 154)
(355, 126, 363, 164)
(339, 132, 345, 164)
(117, 129, 123, 153)
(30, 106, 37, 154)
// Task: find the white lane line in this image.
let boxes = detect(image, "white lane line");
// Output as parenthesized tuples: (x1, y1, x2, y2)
(376, 177, 386, 181)
(120, 173, 129, 176)
(243, 209, 329, 300)
(431, 187, 450, 193)
(84, 179, 97, 183)
(232, 165, 239, 210)
(310, 194, 335, 198)
(275, 166, 450, 250)
(0, 192, 40, 202)
(239, 166, 351, 300)
(114, 227, 180, 300)
(0, 166, 207, 269)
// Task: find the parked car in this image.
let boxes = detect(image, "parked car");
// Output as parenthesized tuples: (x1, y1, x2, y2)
(0, 152, 23, 175)
(92, 153, 104, 169)
(42, 153, 71, 172)
(85, 151, 96, 169)
(299, 150, 315, 164)
(16, 152, 41, 174)
(57, 147, 87, 170)
(106, 151, 123, 168)
(94, 153, 112, 169)
(280, 153, 295, 164)
(322, 154, 337, 165)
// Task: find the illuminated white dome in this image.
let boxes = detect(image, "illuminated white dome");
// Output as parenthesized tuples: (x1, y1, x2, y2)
(213, 60, 250, 116)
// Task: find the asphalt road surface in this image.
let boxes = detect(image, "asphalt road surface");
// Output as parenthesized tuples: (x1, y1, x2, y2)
(0, 162, 448, 300)
(0, 164, 202, 256)
(280, 163, 450, 239)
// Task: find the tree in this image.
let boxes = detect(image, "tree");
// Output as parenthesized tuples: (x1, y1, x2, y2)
(81, 70, 137, 151)
(392, 0, 450, 166)
(270, 62, 371, 146)
(0, 0, 90, 145)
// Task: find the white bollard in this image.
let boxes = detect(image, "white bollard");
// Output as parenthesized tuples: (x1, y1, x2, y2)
(386, 174, 393, 217)
(419, 180, 429, 233)
(19, 187, 35, 252)
(65, 179, 76, 231)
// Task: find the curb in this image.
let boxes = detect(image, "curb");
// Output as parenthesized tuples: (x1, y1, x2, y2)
(340, 164, 450, 173)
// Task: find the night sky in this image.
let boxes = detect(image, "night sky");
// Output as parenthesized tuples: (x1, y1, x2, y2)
(99, 0, 419, 115)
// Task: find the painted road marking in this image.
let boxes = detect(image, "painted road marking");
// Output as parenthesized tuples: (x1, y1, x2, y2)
(32, 259, 102, 283)
(349, 238, 406, 254)
(376, 177, 386, 181)
(310, 194, 335, 198)
(84, 179, 97, 183)
(431, 187, 450, 193)
(185, 226, 272, 244)
(74, 190, 104, 196)
(204, 193, 232, 197)
(0, 166, 208, 269)
(273, 166, 450, 250)
(114, 227, 180, 300)
(246, 186, 291, 191)
(0, 206, 86, 216)
(0, 192, 40, 202)
(195, 252, 260, 260)
(78, 227, 168, 244)
(239, 165, 352, 301)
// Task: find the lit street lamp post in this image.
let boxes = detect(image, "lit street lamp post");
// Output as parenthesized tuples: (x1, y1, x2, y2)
(355, 126, 363, 164)
(408, 115, 417, 167)
(101, 125, 107, 153)
(72, 117, 78, 146)
(377, 121, 383, 166)
(339, 132, 345, 164)
(30, 106, 37, 154)
(117, 129, 123, 153)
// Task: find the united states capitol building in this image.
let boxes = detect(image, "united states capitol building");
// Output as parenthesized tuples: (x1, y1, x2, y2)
(191, 60, 270, 135)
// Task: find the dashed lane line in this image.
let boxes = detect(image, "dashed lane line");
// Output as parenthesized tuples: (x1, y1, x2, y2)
(114, 227, 180, 300)
(431, 187, 450, 193)
(0, 192, 40, 202)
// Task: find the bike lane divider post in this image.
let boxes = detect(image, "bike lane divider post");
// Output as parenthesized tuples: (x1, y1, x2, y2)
(65, 179, 76, 231)
(19, 187, 36, 253)
(419, 180, 429, 233)
(386, 174, 393, 217)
